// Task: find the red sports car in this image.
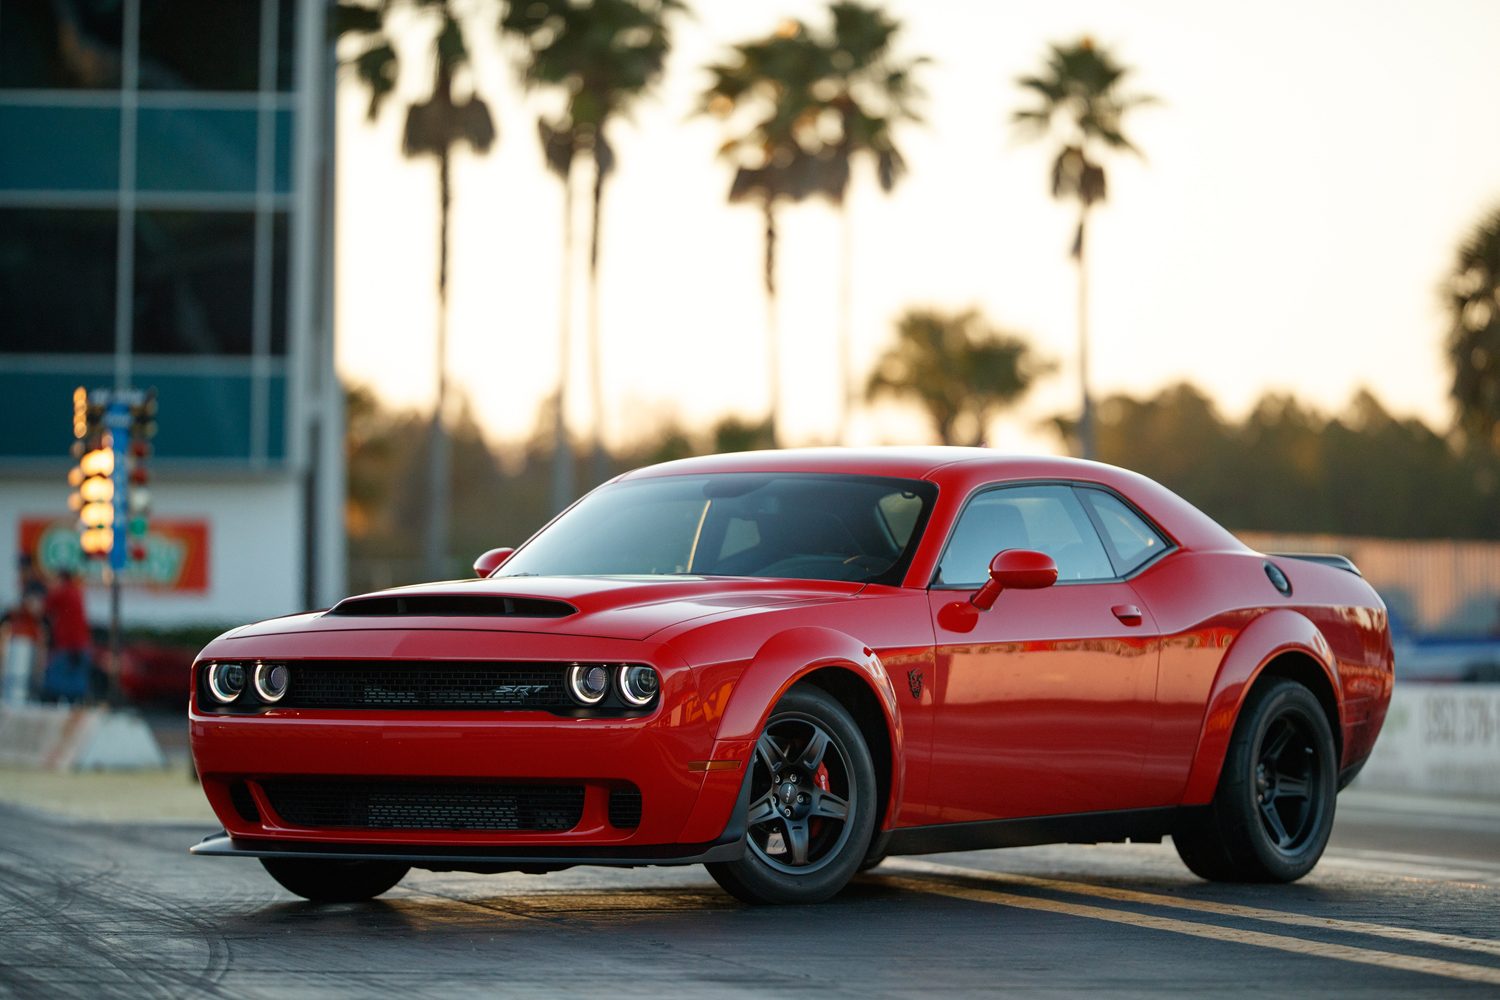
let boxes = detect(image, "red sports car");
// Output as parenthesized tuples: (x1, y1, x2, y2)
(190, 449, 1393, 905)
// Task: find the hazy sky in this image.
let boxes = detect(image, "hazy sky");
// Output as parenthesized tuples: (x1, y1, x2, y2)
(335, 0, 1500, 456)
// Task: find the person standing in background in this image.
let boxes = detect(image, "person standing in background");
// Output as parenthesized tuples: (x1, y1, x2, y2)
(41, 568, 93, 703)
(1, 556, 47, 705)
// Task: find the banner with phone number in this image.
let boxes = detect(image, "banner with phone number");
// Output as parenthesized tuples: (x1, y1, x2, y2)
(20, 516, 208, 592)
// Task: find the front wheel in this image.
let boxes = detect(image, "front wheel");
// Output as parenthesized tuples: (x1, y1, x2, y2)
(260, 858, 410, 902)
(706, 684, 877, 905)
(1173, 677, 1337, 882)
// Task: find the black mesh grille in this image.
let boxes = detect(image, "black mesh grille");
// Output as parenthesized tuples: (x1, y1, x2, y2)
(608, 787, 642, 829)
(282, 661, 570, 710)
(229, 781, 260, 823)
(261, 781, 585, 831)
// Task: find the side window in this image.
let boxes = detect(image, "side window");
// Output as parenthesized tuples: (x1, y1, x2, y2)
(937, 484, 1114, 585)
(1079, 489, 1169, 576)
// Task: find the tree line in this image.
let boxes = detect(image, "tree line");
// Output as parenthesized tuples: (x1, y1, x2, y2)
(337, 1, 1151, 578)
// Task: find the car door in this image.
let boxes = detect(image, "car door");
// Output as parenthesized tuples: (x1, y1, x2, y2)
(925, 482, 1162, 823)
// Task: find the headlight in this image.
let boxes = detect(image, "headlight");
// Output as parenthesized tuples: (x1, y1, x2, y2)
(253, 662, 290, 703)
(566, 663, 610, 705)
(617, 665, 660, 707)
(206, 662, 245, 704)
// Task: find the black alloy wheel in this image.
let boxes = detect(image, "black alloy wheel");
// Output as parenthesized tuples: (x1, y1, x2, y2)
(1173, 677, 1337, 883)
(260, 858, 410, 902)
(707, 684, 877, 905)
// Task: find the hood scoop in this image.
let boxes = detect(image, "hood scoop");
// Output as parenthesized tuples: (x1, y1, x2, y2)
(327, 594, 576, 619)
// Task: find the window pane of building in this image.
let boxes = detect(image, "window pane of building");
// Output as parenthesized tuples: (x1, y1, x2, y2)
(136, 108, 258, 192)
(0, 371, 91, 456)
(134, 211, 255, 354)
(0, 208, 117, 353)
(139, 0, 264, 92)
(0, 0, 123, 89)
(276, 0, 297, 92)
(0, 105, 120, 191)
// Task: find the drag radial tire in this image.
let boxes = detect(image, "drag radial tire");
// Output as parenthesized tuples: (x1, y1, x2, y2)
(1173, 677, 1337, 883)
(707, 684, 878, 905)
(260, 858, 410, 902)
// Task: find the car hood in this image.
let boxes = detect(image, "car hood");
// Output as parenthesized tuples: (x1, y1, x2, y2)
(226, 576, 866, 643)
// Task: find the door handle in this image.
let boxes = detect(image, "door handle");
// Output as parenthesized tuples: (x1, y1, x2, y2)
(1112, 604, 1143, 625)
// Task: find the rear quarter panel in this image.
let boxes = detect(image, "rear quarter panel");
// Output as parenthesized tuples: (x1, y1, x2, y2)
(1129, 549, 1393, 806)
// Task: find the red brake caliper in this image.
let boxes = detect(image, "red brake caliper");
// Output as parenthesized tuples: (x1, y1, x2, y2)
(810, 763, 831, 836)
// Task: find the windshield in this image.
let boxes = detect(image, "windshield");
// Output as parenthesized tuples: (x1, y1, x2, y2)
(498, 473, 938, 585)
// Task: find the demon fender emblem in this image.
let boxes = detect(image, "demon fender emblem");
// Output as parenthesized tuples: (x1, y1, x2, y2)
(907, 669, 924, 701)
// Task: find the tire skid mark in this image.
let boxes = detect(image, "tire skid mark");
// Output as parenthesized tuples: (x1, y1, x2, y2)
(0, 814, 243, 1000)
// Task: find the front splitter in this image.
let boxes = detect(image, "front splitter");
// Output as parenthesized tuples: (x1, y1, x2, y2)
(190, 830, 745, 872)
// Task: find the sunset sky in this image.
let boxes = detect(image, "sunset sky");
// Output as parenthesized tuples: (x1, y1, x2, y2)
(334, 0, 1500, 455)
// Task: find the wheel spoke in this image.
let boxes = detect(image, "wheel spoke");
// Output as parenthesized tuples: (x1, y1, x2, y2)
(786, 817, 810, 865)
(1260, 800, 1291, 847)
(796, 728, 830, 771)
(745, 790, 779, 826)
(1261, 720, 1293, 764)
(810, 789, 849, 821)
(1274, 776, 1309, 800)
(755, 734, 787, 773)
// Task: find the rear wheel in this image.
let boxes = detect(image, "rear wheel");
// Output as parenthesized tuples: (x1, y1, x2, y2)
(707, 684, 877, 905)
(260, 858, 410, 902)
(1173, 677, 1337, 882)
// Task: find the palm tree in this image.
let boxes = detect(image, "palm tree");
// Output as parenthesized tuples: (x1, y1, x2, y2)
(339, 2, 495, 580)
(1447, 205, 1500, 452)
(702, 19, 843, 448)
(502, 0, 683, 512)
(822, 2, 924, 444)
(866, 308, 1045, 446)
(1013, 38, 1153, 461)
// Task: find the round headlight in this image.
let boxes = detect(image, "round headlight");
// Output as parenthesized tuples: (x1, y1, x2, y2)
(618, 665, 660, 707)
(566, 663, 611, 705)
(207, 662, 245, 704)
(253, 662, 290, 703)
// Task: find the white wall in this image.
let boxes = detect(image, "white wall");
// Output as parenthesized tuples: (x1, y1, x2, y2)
(0, 475, 305, 629)
(1355, 683, 1500, 798)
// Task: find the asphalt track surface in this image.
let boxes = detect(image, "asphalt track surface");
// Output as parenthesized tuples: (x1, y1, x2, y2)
(2, 794, 1498, 999)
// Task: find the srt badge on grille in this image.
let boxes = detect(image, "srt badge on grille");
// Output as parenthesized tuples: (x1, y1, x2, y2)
(907, 669, 923, 700)
(491, 684, 549, 698)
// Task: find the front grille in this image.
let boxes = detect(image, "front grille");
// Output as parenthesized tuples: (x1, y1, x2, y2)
(262, 781, 585, 831)
(282, 661, 570, 710)
(608, 787, 642, 829)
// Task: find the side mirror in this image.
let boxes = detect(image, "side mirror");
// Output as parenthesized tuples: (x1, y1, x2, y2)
(473, 547, 515, 578)
(971, 549, 1058, 611)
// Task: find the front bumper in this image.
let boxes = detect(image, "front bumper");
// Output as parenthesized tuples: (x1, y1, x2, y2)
(188, 632, 754, 857)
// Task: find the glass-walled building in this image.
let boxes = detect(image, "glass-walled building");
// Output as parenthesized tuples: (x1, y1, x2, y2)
(0, 0, 342, 625)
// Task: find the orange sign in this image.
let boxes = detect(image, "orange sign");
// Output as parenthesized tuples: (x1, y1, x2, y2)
(20, 517, 209, 592)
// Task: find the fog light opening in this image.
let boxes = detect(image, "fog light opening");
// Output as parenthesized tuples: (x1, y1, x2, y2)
(207, 662, 245, 704)
(617, 665, 660, 707)
(253, 662, 290, 703)
(566, 663, 610, 705)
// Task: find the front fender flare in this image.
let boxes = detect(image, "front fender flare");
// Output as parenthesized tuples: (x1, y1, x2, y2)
(1179, 608, 1339, 805)
(675, 626, 904, 843)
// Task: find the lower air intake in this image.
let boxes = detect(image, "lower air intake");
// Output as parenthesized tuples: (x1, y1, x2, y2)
(261, 781, 585, 831)
(608, 787, 642, 829)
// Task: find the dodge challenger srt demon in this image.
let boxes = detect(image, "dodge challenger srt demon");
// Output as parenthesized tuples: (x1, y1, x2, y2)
(190, 449, 1393, 905)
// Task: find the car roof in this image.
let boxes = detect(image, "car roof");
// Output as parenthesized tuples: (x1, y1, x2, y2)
(616, 447, 1247, 556)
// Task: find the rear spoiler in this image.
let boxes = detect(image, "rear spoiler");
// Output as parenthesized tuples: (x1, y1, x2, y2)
(1268, 552, 1361, 577)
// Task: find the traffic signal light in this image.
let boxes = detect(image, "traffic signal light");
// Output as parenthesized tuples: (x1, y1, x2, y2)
(69, 387, 156, 563)
(126, 389, 157, 562)
(70, 387, 115, 558)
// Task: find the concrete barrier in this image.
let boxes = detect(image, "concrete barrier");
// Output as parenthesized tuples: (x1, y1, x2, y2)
(0, 705, 166, 771)
(1354, 683, 1500, 798)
